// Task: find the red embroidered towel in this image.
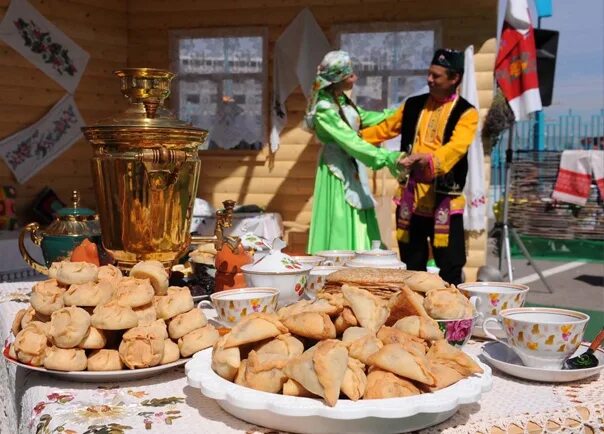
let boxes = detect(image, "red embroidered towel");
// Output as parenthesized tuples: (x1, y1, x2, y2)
(552, 150, 603, 205)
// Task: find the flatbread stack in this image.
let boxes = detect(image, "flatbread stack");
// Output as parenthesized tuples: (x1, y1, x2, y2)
(8, 260, 218, 372)
(211, 284, 483, 407)
(321, 268, 416, 300)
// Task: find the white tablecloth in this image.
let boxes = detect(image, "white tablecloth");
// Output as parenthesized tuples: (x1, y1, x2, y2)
(1, 281, 602, 434)
(191, 212, 283, 243)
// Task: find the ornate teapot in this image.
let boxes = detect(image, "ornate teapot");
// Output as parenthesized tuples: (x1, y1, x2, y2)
(19, 191, 101, 274)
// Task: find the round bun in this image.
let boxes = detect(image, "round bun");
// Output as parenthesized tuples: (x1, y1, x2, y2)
(30, 279, 65, 316)
(78, 326, 107, 349)
(119, 324, 165, 369)
(49, 307, 91, 348)
(129, 260, 169, 295)
(97, 264, 123, 286)
(13, 322, 50, 366)
(178, 324, 219, 357)
(168, 308, 207, 339)
(133, 302, 157, 326)
(87, 349, 124, 371)
(44, 346, 87, 371)
(112, 277, 155, 308)
(91, 300, 139, 330)
(11, 308, 28, 336)
(49, 261, 98, 286)
(156, 287, 194, 320)
(160, 339, 180, 365)
(63, 280, 114, 307)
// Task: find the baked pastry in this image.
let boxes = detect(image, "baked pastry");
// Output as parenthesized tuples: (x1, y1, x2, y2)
(340, 357, 367, 401)
(11, 308, 28, 336)
(112, 277, 155, 308)
(333, 307, 359, 335)
(234, 359, 248, 386)
(119, 324, 166, 368)
(87, 349, 124, 371)
(283, 340, 348, 407)
(78, 326, 106, 349)
(63, 280, 114, 307)
(322, 267, 414, 300)
(393, 315, 444, 341)
(168, 308, 207, 339)
(423, 287, 474, 320)
(49, 261, 98, 286)
(403, 271, 447, 293)
(282, 312, 336, 340)
(211, 334, 241, 381)
(347, 334, 384, 365)
(422, 362, 465, 392)
(277, 298, 341, 319)
(160, 339, 180, 364)
(363, 368, 421, 399)
(426, 339, 483, 376)
(254, 333, 304, 359)
(49, 306, 91, 349)
(386, 285, 431, 324)
(178, 324, 219, 357)
(129, 260, 169, 296)
(155, 286, 194, 320)
(91, 300, 139, 330)
(367, 343, 436, 385)
(223, 313, 288, 349)
(376, 326, 428, 358)
(44, 346, 87, 371)
(133, 302, 157, 326)
(341, 285, 389, 334)
(189, 243, 217, 266)
(282, 379, 315, 397)
(239, 350, 289, 393)
(7, 343, 17, 360)
(30, 279, 65, 316)
(97, 264, 123, 287)
(13, 322, 50, 366)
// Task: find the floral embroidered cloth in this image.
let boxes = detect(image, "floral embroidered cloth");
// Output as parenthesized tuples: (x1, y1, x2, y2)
(1, 282, 602, 434)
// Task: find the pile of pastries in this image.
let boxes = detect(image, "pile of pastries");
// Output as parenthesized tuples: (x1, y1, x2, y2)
(210, 283, 483, 407)
(324, 268, 475, 321)
(7, 260, 219, 372)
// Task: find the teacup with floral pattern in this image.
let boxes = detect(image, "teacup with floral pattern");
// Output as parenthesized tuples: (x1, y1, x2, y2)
(198, 287, 279, 325)
(435, 315, 479, 348)
(482, 307, 589, 369)
(315, 250, 355, 266)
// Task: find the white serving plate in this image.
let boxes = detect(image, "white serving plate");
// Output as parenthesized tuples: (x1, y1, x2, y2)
(186, 349, 492, 434)
(3, 353, 189, 383)
(480, 341, 604, 383)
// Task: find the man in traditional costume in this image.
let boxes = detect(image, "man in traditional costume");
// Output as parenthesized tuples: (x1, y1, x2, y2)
(305, 51, 406, 254)
(361, 49, 478, 285)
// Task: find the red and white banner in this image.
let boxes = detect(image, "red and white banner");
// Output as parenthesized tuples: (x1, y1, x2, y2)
(495, 0, 542, 120)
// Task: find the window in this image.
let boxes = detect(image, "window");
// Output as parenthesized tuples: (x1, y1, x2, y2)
(335, 22, 441, 111)
(170, 28, 268, 151)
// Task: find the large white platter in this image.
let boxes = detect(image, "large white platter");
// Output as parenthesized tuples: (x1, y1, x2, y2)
(3, 353, 189, 383)
(481, 341, 604, 383)
(186, 349, 493, 434)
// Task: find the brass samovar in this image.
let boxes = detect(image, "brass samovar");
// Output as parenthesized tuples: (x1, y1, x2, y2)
(82, 68, 208, 271)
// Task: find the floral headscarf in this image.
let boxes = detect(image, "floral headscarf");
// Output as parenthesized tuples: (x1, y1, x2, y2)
(305, 50, 354, 129)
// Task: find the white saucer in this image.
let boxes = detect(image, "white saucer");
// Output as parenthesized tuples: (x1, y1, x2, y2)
(480, 341, 604, 382)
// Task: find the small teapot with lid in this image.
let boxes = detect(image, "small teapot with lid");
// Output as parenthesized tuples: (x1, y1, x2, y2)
(19, 190, 102, 274)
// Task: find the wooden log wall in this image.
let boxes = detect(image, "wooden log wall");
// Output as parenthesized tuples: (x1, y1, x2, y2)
(0, 0, 496, 280)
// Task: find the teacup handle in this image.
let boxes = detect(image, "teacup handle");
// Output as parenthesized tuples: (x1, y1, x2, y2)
(482, 317, 512, 348)
(322, 260, 334, 266)
(18, 223, 49, 275)
(468, 296, 484, 321)
(197, 300, 213, 310)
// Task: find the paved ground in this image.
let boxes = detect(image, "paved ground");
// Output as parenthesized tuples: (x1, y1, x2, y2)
(484, 235, 604, 340)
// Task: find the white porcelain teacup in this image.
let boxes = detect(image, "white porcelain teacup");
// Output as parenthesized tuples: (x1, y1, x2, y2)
(458, 282, 529, 331)
(198, 287, 279, 325)
(291, 255, 325, 268)
(315, 250, 355, 266)
(482, 307, 589, 369)
(306, 265, 344, 298)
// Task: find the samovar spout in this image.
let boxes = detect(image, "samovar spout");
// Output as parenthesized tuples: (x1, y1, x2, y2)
(191, 200, 236, 250)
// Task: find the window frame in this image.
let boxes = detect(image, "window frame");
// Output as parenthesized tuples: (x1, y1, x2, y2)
(169, 26, 269, 156)
(332, 21, 442, 108)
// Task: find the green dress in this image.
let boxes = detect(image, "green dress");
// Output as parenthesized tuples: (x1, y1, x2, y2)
(307, 92, 403, 254)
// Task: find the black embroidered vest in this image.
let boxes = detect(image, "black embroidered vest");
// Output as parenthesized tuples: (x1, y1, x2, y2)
(400, 94, 474, 196)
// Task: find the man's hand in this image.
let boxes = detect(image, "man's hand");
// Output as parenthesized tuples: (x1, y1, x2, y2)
(400, 153, 430, 169)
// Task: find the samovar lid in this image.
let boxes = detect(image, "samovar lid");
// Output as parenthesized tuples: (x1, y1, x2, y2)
(81, 68, 207, 144)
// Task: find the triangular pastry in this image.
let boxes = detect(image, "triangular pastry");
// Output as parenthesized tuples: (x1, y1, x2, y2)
(223, 313, 288, 348)
(282, 312, 336, 340)
(403, 271, 447, 293)
(393, 315, 444, 341)
(367, 343, 436, 385)
(363, 367, 421, 399)
(341, 285, 389, 334)
(340, 357, 367, 401)
(334, 307, 358, 335)
(386, 285, 431, 324)
(376, 326, 428, 358)
(426, 339, 483, 376)
(212, 334, 241, 381)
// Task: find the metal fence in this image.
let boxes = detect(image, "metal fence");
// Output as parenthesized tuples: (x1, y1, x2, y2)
(490, 109, 604, 205)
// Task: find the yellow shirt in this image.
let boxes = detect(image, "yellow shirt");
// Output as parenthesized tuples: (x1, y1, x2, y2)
(361, 96, 479, 214)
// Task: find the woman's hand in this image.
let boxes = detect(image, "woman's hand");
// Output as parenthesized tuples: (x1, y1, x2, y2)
(402, 153, 430, 169)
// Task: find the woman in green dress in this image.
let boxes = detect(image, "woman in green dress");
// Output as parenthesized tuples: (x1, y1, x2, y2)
(306, 51, 406, 254)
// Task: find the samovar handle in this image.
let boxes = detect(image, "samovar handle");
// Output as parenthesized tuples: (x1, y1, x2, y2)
(18, 223, 49, 275)
(139, 148, 188, 190)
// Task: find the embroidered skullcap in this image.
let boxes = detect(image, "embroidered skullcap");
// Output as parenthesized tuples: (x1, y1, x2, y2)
(431, 48, 465, 74)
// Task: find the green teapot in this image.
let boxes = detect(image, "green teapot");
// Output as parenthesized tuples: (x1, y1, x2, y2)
(19, 190, 102, 274)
